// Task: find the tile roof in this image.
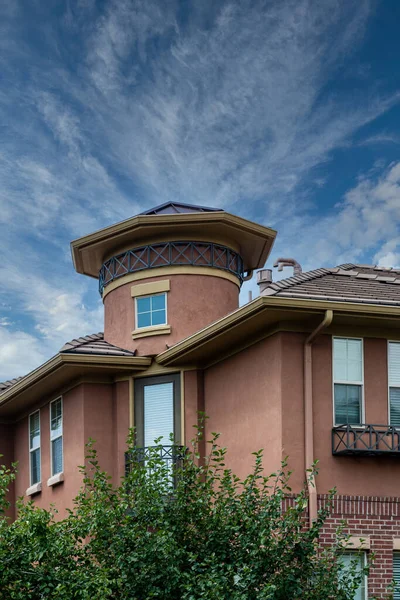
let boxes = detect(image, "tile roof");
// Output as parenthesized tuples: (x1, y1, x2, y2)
(0, 377, 23, 393)
(0, 334, 136, 396)
(60, 332, 136, 356)
(140, 201, 223, 215)
(262, 263, 400, 305)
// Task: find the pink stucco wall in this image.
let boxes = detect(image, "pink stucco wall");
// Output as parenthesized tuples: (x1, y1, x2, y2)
(0, 423, 15, 520)
(104, 273, 239, 355)
(203, 335, 283, 481)
(12, 380, 130, 519)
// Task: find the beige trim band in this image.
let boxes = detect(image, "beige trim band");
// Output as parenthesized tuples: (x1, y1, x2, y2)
(103, 266, 240, 298)
(346, 536, 370, 550)
(393, 539, 400, 551)
(132, 324, 171, 340)
(131, 279, 170, 298)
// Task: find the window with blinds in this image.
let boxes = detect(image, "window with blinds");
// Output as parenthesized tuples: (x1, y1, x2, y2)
(29, 410, 41, 485)
(333, 338, 363, 425)
(339, 552, 367, 600)
(389, 342, 400, 427)
(393, 552, 400, 600)
(50, 398, 63, 476)
(134, 374, 181, 447)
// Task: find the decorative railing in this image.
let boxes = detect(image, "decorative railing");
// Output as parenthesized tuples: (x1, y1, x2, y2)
(99, 241, 244, 294)
(332, 424, 400, 456)
(125, 445, 186, 478)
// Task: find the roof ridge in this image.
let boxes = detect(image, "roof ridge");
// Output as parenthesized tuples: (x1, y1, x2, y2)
(139, 201, 223, 215)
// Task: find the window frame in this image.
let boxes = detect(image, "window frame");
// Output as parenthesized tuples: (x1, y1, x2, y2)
(340, 551, 368, 600)
(388, 340, 400, 427)
(134, 373, 181, 447)
(332, 336, 365, 426)
(135, 292, 168, 330)
(29, 409, 41, 486)
(49, 397, 63, 476)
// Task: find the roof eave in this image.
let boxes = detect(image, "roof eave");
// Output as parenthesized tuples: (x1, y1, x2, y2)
(71, 212, 277, 277)
(0, 353, 151, 416)
(156, 296, 400, 367)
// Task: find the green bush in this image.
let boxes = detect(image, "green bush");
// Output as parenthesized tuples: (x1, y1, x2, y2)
(0, 429, 388, 599)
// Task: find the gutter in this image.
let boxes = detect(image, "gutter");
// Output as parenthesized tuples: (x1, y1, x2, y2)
(304, 309, 333, 526)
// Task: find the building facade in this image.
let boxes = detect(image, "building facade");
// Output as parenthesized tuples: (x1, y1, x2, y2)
(1, 202, 400, 598)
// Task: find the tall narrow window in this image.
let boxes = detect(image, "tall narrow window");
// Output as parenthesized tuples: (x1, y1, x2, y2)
(134, 374, 181, 447)
(389, 342, 400, 426)
(333, 338, 363, 425)
(29, 411, 41, 485)
(136, 293, 167, 329)
(339, 552, 367, 600)
(50, 398, 63, 475)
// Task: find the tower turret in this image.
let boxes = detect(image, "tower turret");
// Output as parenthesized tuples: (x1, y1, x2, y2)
(71, 202, 276, 355)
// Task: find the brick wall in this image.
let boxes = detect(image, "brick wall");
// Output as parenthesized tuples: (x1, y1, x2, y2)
(318, 495, 400, 598)
(281, 494, 400, 598)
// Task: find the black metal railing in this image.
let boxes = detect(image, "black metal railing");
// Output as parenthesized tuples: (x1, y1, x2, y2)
(99, 241, 244, 294)
(125, 445, 186, 478)
(332, 424, 400, 456)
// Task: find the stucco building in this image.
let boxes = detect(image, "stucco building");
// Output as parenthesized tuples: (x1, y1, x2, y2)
(1, 202, 400, 598)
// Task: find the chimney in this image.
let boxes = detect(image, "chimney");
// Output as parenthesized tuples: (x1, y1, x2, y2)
(257, 269, 273, 293)
(273, 258, 302, 277)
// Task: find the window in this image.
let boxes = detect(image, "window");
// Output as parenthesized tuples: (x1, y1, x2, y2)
(340, 552, 367, 600)
(393, 552, 400, 600)
(50, 398, 63, 476)
(134, 374, 181, 447)
(136, 293, 167, 329)
(389, 342, 400, 426)
(333, 338, 363, 425)
(29, 411, 41, 485)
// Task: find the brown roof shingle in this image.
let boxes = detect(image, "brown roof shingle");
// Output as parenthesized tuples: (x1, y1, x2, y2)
(60, 332, 136, 357)
(262, 264, 400, 305)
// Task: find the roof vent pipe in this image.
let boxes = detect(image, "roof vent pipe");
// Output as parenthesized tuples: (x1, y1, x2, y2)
(274, 258, 302, 277)
(257, 269, 273, 293)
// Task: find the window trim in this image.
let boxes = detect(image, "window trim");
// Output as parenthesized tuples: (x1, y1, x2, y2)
(388, 340, 400, 427)
(49, 396, 63, 477)
(29, 409, 41, 487)
(135, 292, 168, 330)
(134, 373, 181, 447)
(332, 337, 365, 426)
(340, 550, 368, 600)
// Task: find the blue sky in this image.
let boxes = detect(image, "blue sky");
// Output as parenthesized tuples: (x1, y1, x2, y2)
(1, 0, 400, 380)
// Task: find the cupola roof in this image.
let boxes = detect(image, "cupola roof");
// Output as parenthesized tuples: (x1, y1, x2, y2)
(71, 203, 276, 280)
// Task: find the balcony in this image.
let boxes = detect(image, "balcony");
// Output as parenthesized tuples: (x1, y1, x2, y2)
(332, 424, 400, 457)
(125, 445, 186, 477)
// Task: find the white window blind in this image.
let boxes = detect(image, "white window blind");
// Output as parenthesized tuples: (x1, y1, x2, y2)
(50, 398, 63, 475)
(394, 553, 400, 600)
(144, 382, 174, 446)
(333, 338, 363, 425)
(340, 553, 366, 600)
(389, 343, 400, 426)
(29, 411, 41, 485)
(389, 342, 400, 387)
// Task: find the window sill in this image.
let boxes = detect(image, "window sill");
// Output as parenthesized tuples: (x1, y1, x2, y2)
(47, 472, 64, 487)
(132, 324, 171, 340)
(26, 482, 42, 497)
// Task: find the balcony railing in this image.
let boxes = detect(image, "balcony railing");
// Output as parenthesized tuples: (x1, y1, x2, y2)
(332, 424, 400, 456)
(125, 445, 186, 477)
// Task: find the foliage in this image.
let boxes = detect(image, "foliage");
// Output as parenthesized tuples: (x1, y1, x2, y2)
(0, 431, 388, 599)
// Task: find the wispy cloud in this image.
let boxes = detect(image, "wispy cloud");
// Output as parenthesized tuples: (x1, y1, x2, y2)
(1, 0, 400, 379)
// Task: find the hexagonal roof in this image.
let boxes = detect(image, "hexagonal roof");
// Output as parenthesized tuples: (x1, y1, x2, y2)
(71, 203, 276, 278)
